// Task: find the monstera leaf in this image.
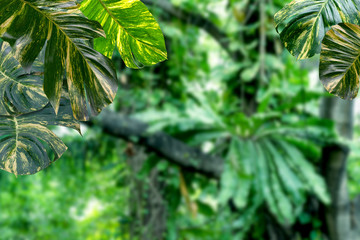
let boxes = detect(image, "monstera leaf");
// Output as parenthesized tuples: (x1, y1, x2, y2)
(0, 100, 80, 176)
(320, 23, 360, 100)
(0, 0, 118, 120)
(275, 0, 360, 59)
(80, 0, 167, 68)
(0, 42, 48, 115)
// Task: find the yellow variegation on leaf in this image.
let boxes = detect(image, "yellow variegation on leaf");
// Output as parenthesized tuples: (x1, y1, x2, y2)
(320, 23, 360, 100)
(0, 42, 48, 115)
(0, 0, 118, 121)
(80, 0, 167, 68)
(275, 0, 360, 59)
(0, 100, 80, 176)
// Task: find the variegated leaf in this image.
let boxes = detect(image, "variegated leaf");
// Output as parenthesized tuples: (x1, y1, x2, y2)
(0, 42, 48, 115)
(275, 0, 360, 59)
(320, 23, 360, 100)
(80, 0, 167, 68)
(0, 0, 118, 121)
(0, 100, 80, 176)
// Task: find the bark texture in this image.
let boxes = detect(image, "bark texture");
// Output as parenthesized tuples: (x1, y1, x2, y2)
(127, 145, 167, 240)
(89, 110, 224, 179)
(320, 97, 354, 240)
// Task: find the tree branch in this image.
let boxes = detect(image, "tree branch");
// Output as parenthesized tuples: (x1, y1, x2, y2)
(89, 110, 224, 179)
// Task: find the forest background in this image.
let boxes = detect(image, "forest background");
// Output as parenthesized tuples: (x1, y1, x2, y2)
(1, 0, 359, 239)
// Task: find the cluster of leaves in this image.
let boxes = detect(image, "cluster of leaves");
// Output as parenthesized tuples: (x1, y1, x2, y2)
(121, 0, 337, 238)
(0, 0, 167, 175)
(0, 0, 343, 239)
(135, 77, 334, 232)
(275, 0, 360, 100)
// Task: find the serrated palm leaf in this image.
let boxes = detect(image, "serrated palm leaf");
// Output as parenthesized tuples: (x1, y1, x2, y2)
(320, 23, 360, 99)
(231, 139, 254, 209)
(218, 163, 238, 205)
(254, 142, 274, 209)
(264, 139, 305, 205)
(0, 100, 80, 176)
(220, 139, 255, 208)
(268, 159, 294, 224)
(255, 141, 295, 223)
(277, 140, 330, 204)
(80, 0, 167, 68)
(0, 0, 118, 120)
(0, 42, 48, 115)
(275, 0, 360, 59)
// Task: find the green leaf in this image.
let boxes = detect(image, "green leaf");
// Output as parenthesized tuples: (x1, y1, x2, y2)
(241, 62, 259, 82)
(233, 194, 263, 240)
(264, 140, 305, 205)
(275, 0, 360, 59)
(320, 23, 360, 100)
(80, 0, 167, 68)
(0, 100, 80, 176)
(231, 139, 254, 209)
(278, 140, 330, 204)
(256, 140, 297, 223)
(0, 42, 48, 115)
(268, 158, 295, 224)
(218, 163, 238, 204)
(0, 0, 118, 120)
(254, 142, 274, 210)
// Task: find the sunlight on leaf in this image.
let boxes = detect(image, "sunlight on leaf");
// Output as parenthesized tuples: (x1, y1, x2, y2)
(80, 0, 167, 68)
(275, 0, 360, 59)
(320, 23, 360, 100)
(0, 0, 118, 120)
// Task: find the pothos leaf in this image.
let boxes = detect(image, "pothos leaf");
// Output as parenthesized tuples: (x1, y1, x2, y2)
(320, 23, 360, 100)
(0, 42, 48, 115)
(0, 100, 80, 176)
(80, 0, 167, 68)
(275, 0, 360, 59)
(0, 0, 118, 120)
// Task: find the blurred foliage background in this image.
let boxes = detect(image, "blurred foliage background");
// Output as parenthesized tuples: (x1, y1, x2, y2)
(1, 0, 360, 239)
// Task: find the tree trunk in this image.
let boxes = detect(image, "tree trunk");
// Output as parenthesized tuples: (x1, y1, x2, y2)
(320, 97, 354, 240)
(126, 144, 167, 240)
